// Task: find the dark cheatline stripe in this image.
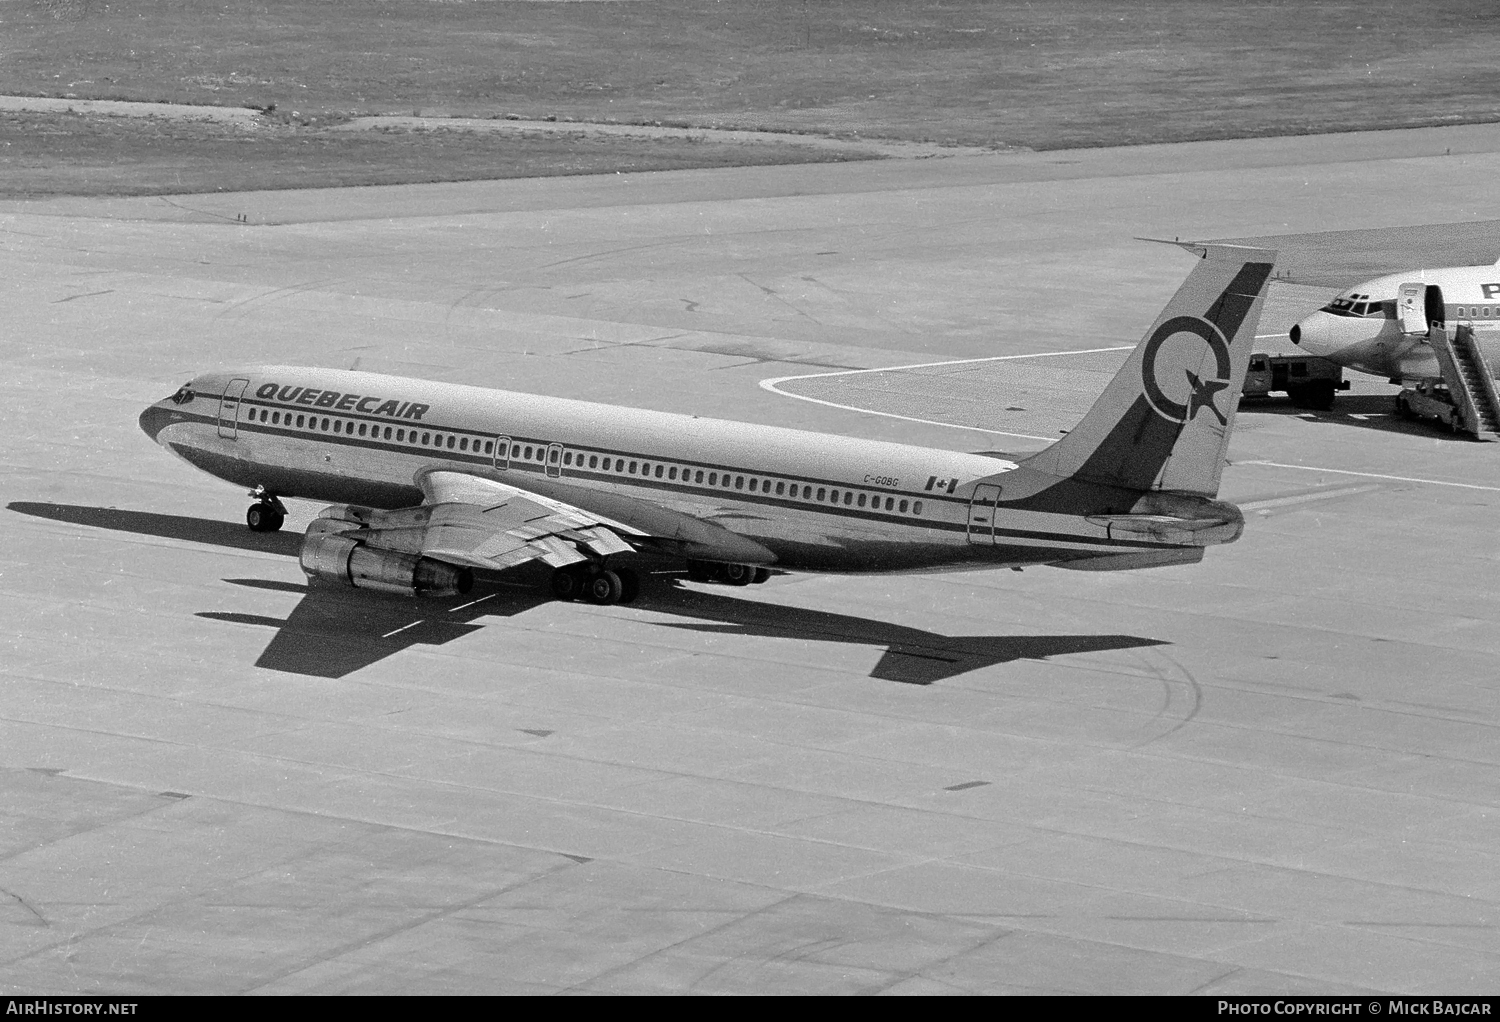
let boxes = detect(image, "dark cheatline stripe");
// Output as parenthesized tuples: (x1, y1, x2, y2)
(168, 410, 1174, 552)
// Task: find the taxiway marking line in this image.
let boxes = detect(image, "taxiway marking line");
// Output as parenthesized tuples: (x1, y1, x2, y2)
(760, 345, 1135, 441)
(1240, 460, 1500, 493)
(1239, 484, 1381, 511)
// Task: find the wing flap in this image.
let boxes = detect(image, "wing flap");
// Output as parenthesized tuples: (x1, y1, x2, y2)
(324, 467, 776, 575)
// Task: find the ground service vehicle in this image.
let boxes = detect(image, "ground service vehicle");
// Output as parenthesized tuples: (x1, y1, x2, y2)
(1396, 379, 1465, 433)
(1242, 354, 1348, 409)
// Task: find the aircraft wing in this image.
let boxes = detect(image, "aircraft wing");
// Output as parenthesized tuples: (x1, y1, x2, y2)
(372, 469, 640, 571)
(322, 468, 773, 574)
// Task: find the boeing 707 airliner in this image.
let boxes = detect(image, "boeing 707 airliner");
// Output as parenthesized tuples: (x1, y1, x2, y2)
(138, 245, 1274, 606)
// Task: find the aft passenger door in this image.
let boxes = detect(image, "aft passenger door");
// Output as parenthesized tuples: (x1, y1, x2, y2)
(546, 443, 564, 478)
(493, 436, 511, 471)
(217, 378, 249, 439)
(967, 483, 1000, 544)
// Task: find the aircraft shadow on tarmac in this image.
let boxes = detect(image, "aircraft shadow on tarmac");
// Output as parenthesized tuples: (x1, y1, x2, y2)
(1241, 394, 1479, 439)
(9, 501, 1166, 685)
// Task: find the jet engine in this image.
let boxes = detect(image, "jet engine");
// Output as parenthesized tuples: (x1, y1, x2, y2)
(299, 520, 472, 597)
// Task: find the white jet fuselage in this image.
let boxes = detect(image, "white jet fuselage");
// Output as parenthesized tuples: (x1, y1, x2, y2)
(139, 365, 1207, 575)
(1292, 265, 1500, 381)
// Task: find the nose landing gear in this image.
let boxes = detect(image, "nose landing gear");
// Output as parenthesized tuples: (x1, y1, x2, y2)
(246, 486, 287, 533)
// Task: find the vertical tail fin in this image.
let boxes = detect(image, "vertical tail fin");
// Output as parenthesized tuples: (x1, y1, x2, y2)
(1020, 244, 1275, 497)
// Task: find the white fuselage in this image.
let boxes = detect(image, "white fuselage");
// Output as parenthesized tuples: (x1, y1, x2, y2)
(1292, 265, 1500, 381)
(139, 366, 1193, 575)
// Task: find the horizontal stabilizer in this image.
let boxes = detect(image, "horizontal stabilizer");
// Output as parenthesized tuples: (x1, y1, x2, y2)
(1054, 548, 1205, 571)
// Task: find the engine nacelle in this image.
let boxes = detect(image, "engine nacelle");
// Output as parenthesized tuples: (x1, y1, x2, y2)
(299, 527, 473, 597)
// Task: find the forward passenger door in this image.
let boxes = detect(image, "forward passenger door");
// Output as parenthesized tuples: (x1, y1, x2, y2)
(218, 379, 249, 439)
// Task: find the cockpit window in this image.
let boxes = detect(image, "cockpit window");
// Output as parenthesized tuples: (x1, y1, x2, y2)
(170, 386, 193, 405)
(1321, 294, 1389, 318)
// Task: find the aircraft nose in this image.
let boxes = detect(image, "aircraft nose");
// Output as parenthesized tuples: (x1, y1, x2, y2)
(1290, 312, 1337, 357)
(138, 403, 171, 443)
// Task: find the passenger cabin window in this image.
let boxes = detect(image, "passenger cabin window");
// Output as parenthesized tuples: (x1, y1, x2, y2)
(775, 481, 784, 496)
(668, 467, 677, 480)
(914, 501, 923, 515)
(899, 500, 909, 513)
(655, 465, 664, 478)
(857, 493, 866, 508)
(360, 424, 368, 437)
(709, 472, 718, 486)
(817, 488, 826, 501)
(695, 470, 704, 483)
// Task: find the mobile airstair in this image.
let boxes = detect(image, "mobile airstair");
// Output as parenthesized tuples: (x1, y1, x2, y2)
(1429, 324, 1500, 441)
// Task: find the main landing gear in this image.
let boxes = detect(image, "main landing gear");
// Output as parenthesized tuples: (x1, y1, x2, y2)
(550, 563, 640, 606)
(685, 560, 771, 586)
(245, 486, 287, 533)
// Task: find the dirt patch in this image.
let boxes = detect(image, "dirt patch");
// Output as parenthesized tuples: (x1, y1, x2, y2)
(5, 0, 1499, 149)
(4, 0, 1500, 196)
(0, 110, 876, 199)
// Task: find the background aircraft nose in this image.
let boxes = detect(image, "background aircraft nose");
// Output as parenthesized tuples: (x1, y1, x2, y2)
(138, 403, 171, 442)
(1290, 312, 1336, 356)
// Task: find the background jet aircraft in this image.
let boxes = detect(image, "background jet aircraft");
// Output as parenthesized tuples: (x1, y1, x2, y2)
(1290, 255, 1500, 382)
(139, 245, 1274, 607)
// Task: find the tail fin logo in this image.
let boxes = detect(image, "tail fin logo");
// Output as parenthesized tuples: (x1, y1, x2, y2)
(1141, 315, 1232, 426)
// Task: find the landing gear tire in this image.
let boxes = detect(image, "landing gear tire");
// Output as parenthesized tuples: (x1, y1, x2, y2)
(720, 563, 754, 587)
(1306, 380, 1337, 411)
(584, 569, 624, 605)
(686, 560, 713, 583)
(751, 567, 771, 584)
(246, 504, 285, 533)
(550, 566, 585, 601)
(616, 568, 640, 605)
